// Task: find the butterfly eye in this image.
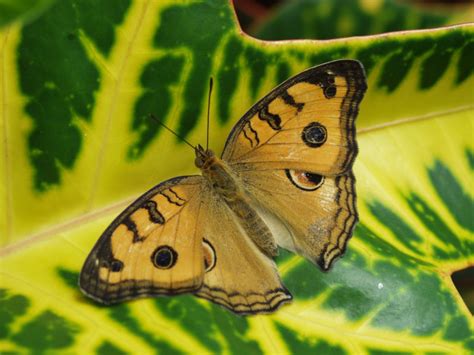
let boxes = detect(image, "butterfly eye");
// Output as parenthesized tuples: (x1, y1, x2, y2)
(195, 156, 204, 168)
(203, 239, 216, 272)
(152, 246, 178, 269)
(286, 169, 324, 191)
(302, 122, 327, 148)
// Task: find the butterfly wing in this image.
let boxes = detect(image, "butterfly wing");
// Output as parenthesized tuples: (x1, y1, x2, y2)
(238, 169, 357, 270)
(195, 191, 292, 314)
(79, 176, 206, 304)
(221, 60, 366, 270)
(80, 175, 291, 313)
(222, 60, 366, 175)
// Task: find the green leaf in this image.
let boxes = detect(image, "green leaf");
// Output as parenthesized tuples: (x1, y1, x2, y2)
(1, 0, 473, 353)
(0, 0, 55, 28)
(254, 0, 474, 40)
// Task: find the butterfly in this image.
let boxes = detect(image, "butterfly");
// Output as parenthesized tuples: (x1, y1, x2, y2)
(79, 60, 367, 314)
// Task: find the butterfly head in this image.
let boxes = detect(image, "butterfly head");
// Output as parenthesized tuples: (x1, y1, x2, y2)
(194, 144, 216, 169)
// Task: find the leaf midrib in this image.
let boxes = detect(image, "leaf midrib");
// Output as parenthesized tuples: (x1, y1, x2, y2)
(1, 27, 13, 245)
(87, 0, 152, 211)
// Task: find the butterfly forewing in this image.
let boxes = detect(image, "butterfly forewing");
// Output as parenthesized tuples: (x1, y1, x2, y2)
(79, 176, 205, 304)
(222, 60, 366, 176)
(220, 60, 366, 271)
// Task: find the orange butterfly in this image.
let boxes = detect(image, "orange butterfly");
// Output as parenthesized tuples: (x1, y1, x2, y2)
(80, 60, 367, 314)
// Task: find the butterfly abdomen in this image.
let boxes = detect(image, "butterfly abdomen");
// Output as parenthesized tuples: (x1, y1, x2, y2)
(225, 197, 278, 257)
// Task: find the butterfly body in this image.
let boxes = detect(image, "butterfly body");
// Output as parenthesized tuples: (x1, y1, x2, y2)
(196, 144, 278, 257)
(80, 60, 367, 314)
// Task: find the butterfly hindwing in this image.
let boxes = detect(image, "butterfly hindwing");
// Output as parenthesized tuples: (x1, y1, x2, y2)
(222, 60, 366, 175)
(79, 176, 205, 304)
(195, 192, 292, 314)
(239, 168, 357, 270)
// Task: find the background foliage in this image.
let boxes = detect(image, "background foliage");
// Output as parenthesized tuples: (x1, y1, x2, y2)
(1, 0, 473, 353)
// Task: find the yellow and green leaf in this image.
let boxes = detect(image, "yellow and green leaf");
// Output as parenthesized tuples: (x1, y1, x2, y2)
(1, 0, 473, 353)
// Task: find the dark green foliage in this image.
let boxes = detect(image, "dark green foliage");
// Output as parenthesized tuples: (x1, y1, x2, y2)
(245, 45, 269, 100)
(0, 289, 30, 339)
(96, 340, 128, 355)
(368, 200, 423, 249)
(282, 257, 329, 300)
(367, 349, 411, 355)
(0, 0, 54, 27)
(12, 310, 81, 351)
(57, 267, 80, 289)
(456, 41, 474, 85)
(154, 296, 263, 354)
(108, 304, 183, 354)
(217, 36, 244, 124)
(129, 55, 185, 159)
(18, 0, 130, 191)
(152, 2, 233, 139)
(428, 160, 474, 232)
(276, 322, 347, 354)
(405, 192, 465, 257)
(444, 315, 472, 341)
(466, 148, 474, 170)
(255, 0, 449, 41)
(74, 0, 130, 56)
(154, 297, 222, 353)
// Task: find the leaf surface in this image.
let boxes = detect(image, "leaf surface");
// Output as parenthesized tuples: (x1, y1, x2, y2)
(1, 0, 473, 353)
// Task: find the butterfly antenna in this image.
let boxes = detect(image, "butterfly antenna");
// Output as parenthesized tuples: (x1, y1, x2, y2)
(206, 77, 213, 151)
(148, 114, 195, 150)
